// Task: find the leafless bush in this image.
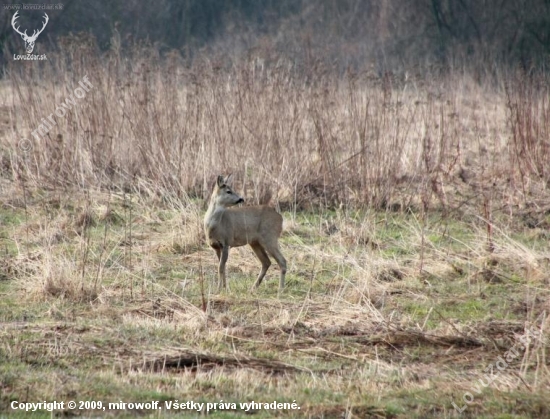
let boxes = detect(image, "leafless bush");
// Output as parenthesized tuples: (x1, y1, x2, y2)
(1, 38, 549, 215)
(505, 71, 550, 193)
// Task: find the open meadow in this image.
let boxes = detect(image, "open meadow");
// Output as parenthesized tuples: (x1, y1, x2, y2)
(1, 43, 550, 418)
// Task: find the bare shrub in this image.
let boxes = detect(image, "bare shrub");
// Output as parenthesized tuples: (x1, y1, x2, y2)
(505, 71, 550, 192)
(2, 38, 550, 216)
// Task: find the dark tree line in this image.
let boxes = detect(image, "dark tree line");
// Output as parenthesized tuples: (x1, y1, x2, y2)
(1, 0, 549, 70)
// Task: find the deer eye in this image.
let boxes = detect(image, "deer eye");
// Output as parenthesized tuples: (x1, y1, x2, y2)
(226, 190, 232, 194)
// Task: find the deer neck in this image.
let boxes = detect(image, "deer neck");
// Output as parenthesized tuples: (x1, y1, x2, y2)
(204, 198, 227, 229)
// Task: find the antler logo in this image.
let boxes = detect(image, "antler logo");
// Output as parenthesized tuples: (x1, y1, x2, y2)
(12, 11, 49, 54)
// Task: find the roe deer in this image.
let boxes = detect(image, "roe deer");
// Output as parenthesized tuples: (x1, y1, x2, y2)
(204, 175, 287, 291)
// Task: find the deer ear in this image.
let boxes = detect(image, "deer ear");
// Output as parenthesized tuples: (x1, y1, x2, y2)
(225, 174, 233, 184)
(217, 175, 225, 187)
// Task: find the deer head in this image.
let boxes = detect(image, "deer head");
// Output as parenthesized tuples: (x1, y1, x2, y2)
(12, 11, 49, 54)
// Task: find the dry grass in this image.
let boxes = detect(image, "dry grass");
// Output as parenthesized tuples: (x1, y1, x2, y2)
(1, 42, 550, 418)
(3, 38, 549, 213)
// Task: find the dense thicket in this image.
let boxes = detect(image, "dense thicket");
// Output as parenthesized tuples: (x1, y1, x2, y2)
(1, 0, 550, 70)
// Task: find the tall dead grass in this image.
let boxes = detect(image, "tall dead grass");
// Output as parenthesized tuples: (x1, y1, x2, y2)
(1, 37, 549, 215)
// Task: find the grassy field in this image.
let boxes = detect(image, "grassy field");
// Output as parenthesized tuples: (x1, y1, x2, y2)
(1, 185, 549, 418)
(1, 45, 550, 418)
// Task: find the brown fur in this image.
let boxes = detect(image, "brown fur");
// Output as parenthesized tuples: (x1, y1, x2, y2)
(204, 175, 287, 290)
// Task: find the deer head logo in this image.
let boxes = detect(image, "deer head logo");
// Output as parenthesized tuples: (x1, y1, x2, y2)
(12, 11, 49, 54)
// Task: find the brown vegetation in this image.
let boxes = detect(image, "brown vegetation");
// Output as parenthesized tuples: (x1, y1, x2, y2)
(1, 39, 550, 418)
(2, 40, 550, 214)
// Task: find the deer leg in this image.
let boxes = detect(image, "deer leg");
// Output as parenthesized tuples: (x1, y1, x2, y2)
(218, 245, 229, 289)
(264, 242, 287, 291)
(250, 242, 271, 289)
